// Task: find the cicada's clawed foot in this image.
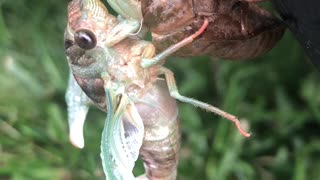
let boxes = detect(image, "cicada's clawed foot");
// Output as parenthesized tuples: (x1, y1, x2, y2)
(226, 115, 251, 138)
(140, 19, 209, 68)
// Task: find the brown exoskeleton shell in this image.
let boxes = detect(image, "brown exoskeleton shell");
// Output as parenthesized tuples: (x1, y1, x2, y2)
(142, 0, 285, 59)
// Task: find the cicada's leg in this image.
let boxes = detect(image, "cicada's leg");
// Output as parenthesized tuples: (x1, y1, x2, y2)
(130, 40, 156, 62)
(136, 80, 180, 180)
(103, 16, 141, 46)
(106, 0, 142, 20)
(103, 0, 147, 45)
(159, 67, 251, 138)
(140, 19, 209, 68)
(65, 73, 91, 148)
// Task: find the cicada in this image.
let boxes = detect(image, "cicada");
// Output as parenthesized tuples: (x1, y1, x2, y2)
(64, 0, 250, 179)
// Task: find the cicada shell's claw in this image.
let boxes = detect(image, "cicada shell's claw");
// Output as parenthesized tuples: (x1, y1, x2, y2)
(66, 73, 91, 149)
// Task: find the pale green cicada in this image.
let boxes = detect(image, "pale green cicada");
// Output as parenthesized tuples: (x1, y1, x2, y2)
(64, 0, 250, 179)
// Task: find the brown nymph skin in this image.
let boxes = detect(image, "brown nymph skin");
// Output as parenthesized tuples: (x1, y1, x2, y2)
(142, 0, 285, 59)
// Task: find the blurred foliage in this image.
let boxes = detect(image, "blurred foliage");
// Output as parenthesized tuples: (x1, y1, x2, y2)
(1, 0, 320, 180)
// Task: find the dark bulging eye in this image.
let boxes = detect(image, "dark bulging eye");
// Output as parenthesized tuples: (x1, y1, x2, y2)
(74, 29, 97, 50)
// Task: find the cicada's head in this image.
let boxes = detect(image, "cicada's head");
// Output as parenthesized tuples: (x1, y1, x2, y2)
(64, 0, 117, 112)
(67, 0, 118, 50)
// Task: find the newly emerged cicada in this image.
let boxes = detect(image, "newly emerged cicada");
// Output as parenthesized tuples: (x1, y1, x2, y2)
(64, 0, 250, 179)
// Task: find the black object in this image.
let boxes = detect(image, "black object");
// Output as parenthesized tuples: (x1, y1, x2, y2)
(272, 0, 320, 70)
(74, 29, 97, 50)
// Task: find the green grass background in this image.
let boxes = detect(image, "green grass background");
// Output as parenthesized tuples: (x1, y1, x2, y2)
(1, 0, 320, 179)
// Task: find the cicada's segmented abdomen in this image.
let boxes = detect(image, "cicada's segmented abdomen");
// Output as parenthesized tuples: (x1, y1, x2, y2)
(135, 80, 180, 180)
(241, 24, 285, 59)
(203, 22, 285, 59)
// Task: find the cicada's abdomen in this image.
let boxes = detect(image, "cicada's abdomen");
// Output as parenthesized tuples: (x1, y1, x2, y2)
(136, 80, 180, 180)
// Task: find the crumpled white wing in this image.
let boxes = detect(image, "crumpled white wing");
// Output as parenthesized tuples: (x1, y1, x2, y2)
(65, 73, 90, 149)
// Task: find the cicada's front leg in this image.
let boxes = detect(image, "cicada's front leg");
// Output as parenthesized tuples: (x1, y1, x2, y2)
(105, 0, 147, 42)
(65, 73, 91, 149)
(104, 16, 142, 46)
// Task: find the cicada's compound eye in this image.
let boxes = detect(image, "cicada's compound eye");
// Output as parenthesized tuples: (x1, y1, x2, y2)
(74, 29, 97, 50)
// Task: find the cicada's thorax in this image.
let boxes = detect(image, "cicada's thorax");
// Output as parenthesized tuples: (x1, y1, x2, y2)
(105, 38, 158, 88)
